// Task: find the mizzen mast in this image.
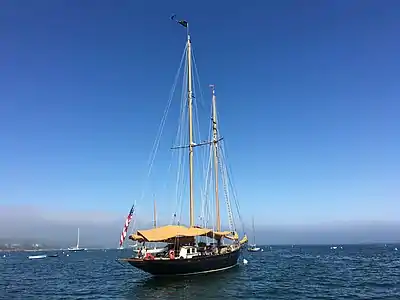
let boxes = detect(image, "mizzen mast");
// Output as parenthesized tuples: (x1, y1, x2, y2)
(210, 85, 221, 231)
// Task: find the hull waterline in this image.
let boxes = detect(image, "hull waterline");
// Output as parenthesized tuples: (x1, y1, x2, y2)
(121, 248, 241, 276)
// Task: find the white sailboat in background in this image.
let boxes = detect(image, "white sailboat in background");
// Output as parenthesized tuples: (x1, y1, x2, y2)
(28, 254, 47, 259)
(248, 217, 261, 252)
(68, 228, 86, 252)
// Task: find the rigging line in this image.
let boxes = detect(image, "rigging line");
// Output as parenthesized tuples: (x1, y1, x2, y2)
(202, 141, 213, 228)
(221, 139, 243, 217)
(174, 75, 188, 224)
(200, 101, 214, 230)
(171, 109, 186, 224)
(193, 57, 222, 232)
(193, 63, 214, 219)
(213, 113, 236, 232)
(173, 54, 188, 223)
(127, 44, 185, 234)
(201, 146, 210, 226)
(191, 55, 205, 152)
(205, 105, 214, 228)
(163, 53, 187, 193)
(203, 107, 214, 229)
(129, 45, 186, 235)
(145, 45, 187, 178)
(219, 141, 245, 233)
(176, 164, 187, 225)
(192, 76, 207, 225)
(167, 51, 188, 221)
(191, 50, 208, 112)
(137, 44, 187, 214)
(200, 143, 210, 228)
(218, 147, 235, 232)
(203, 126, 214, 228)
(212, 105, 245, 233)
(192, 85, 201, 174)
(219, 144, 238, 213)
(191, 58, 214, 226)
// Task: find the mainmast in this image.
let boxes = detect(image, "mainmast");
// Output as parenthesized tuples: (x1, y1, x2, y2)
(171, 15, 194, 228)
(186, 28, 195, 228)
(210, 85, 221, 231)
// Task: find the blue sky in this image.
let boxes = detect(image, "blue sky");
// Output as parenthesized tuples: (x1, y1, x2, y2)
(1, 1, 399, 227)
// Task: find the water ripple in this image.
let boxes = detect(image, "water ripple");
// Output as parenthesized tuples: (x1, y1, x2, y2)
(1, 245, 400, 299)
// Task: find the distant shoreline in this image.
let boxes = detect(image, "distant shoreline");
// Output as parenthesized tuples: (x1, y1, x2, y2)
(1, 243, 399, 253)
(2, 248, 63, 252)
(0, 247, 123, 252)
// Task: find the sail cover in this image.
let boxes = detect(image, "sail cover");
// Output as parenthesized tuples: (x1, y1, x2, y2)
(129, 225, 239, 242)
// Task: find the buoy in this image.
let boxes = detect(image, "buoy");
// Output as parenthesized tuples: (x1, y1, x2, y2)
(243, 258, 248, 265)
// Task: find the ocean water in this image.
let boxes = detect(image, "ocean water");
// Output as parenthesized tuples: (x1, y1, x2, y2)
(1, 244, 399, 299)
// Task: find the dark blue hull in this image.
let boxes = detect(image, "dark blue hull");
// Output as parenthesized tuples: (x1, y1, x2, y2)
(121, 248, 241, 276)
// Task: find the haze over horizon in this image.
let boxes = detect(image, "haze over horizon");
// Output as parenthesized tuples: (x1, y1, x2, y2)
(1, 204, 399, 247)
(1, 1, 399, 245)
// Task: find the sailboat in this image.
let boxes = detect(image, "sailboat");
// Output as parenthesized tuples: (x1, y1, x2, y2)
(247, 217, 261, 252)
(68, 228, 86, 252)
(28, 254, 47, 259)
(119, 16, 248, 276)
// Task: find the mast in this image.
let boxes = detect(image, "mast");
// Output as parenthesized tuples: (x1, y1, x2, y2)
(210, 85, 221, 231)
(77, 228, 80, 248)
(170, 16, 194, 227)
(187, 28, 195, 228)
(252, 217, 256, 245)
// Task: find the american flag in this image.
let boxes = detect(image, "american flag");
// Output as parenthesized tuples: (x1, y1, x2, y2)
(119, 204, 135, 247)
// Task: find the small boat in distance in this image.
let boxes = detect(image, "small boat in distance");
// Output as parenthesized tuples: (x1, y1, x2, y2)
(68, 228, 86, 252)
(28, 254, 47, 259)
(248, 245, 261, 252)
(248, 217, 261, 252)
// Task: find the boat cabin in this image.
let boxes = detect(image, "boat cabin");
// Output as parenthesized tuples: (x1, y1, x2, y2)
(178, 246, 200, 259)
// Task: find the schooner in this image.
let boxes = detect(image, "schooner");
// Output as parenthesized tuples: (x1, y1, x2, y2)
(119, 16, 247, 276)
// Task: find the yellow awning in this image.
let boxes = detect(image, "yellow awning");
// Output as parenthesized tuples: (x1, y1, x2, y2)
(129, 234, 145, 242)
(239, 235, 248, 245)
(131, 225, 211, 242)
(207, 231, 239, 241)
(129, 225, 241, 243)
